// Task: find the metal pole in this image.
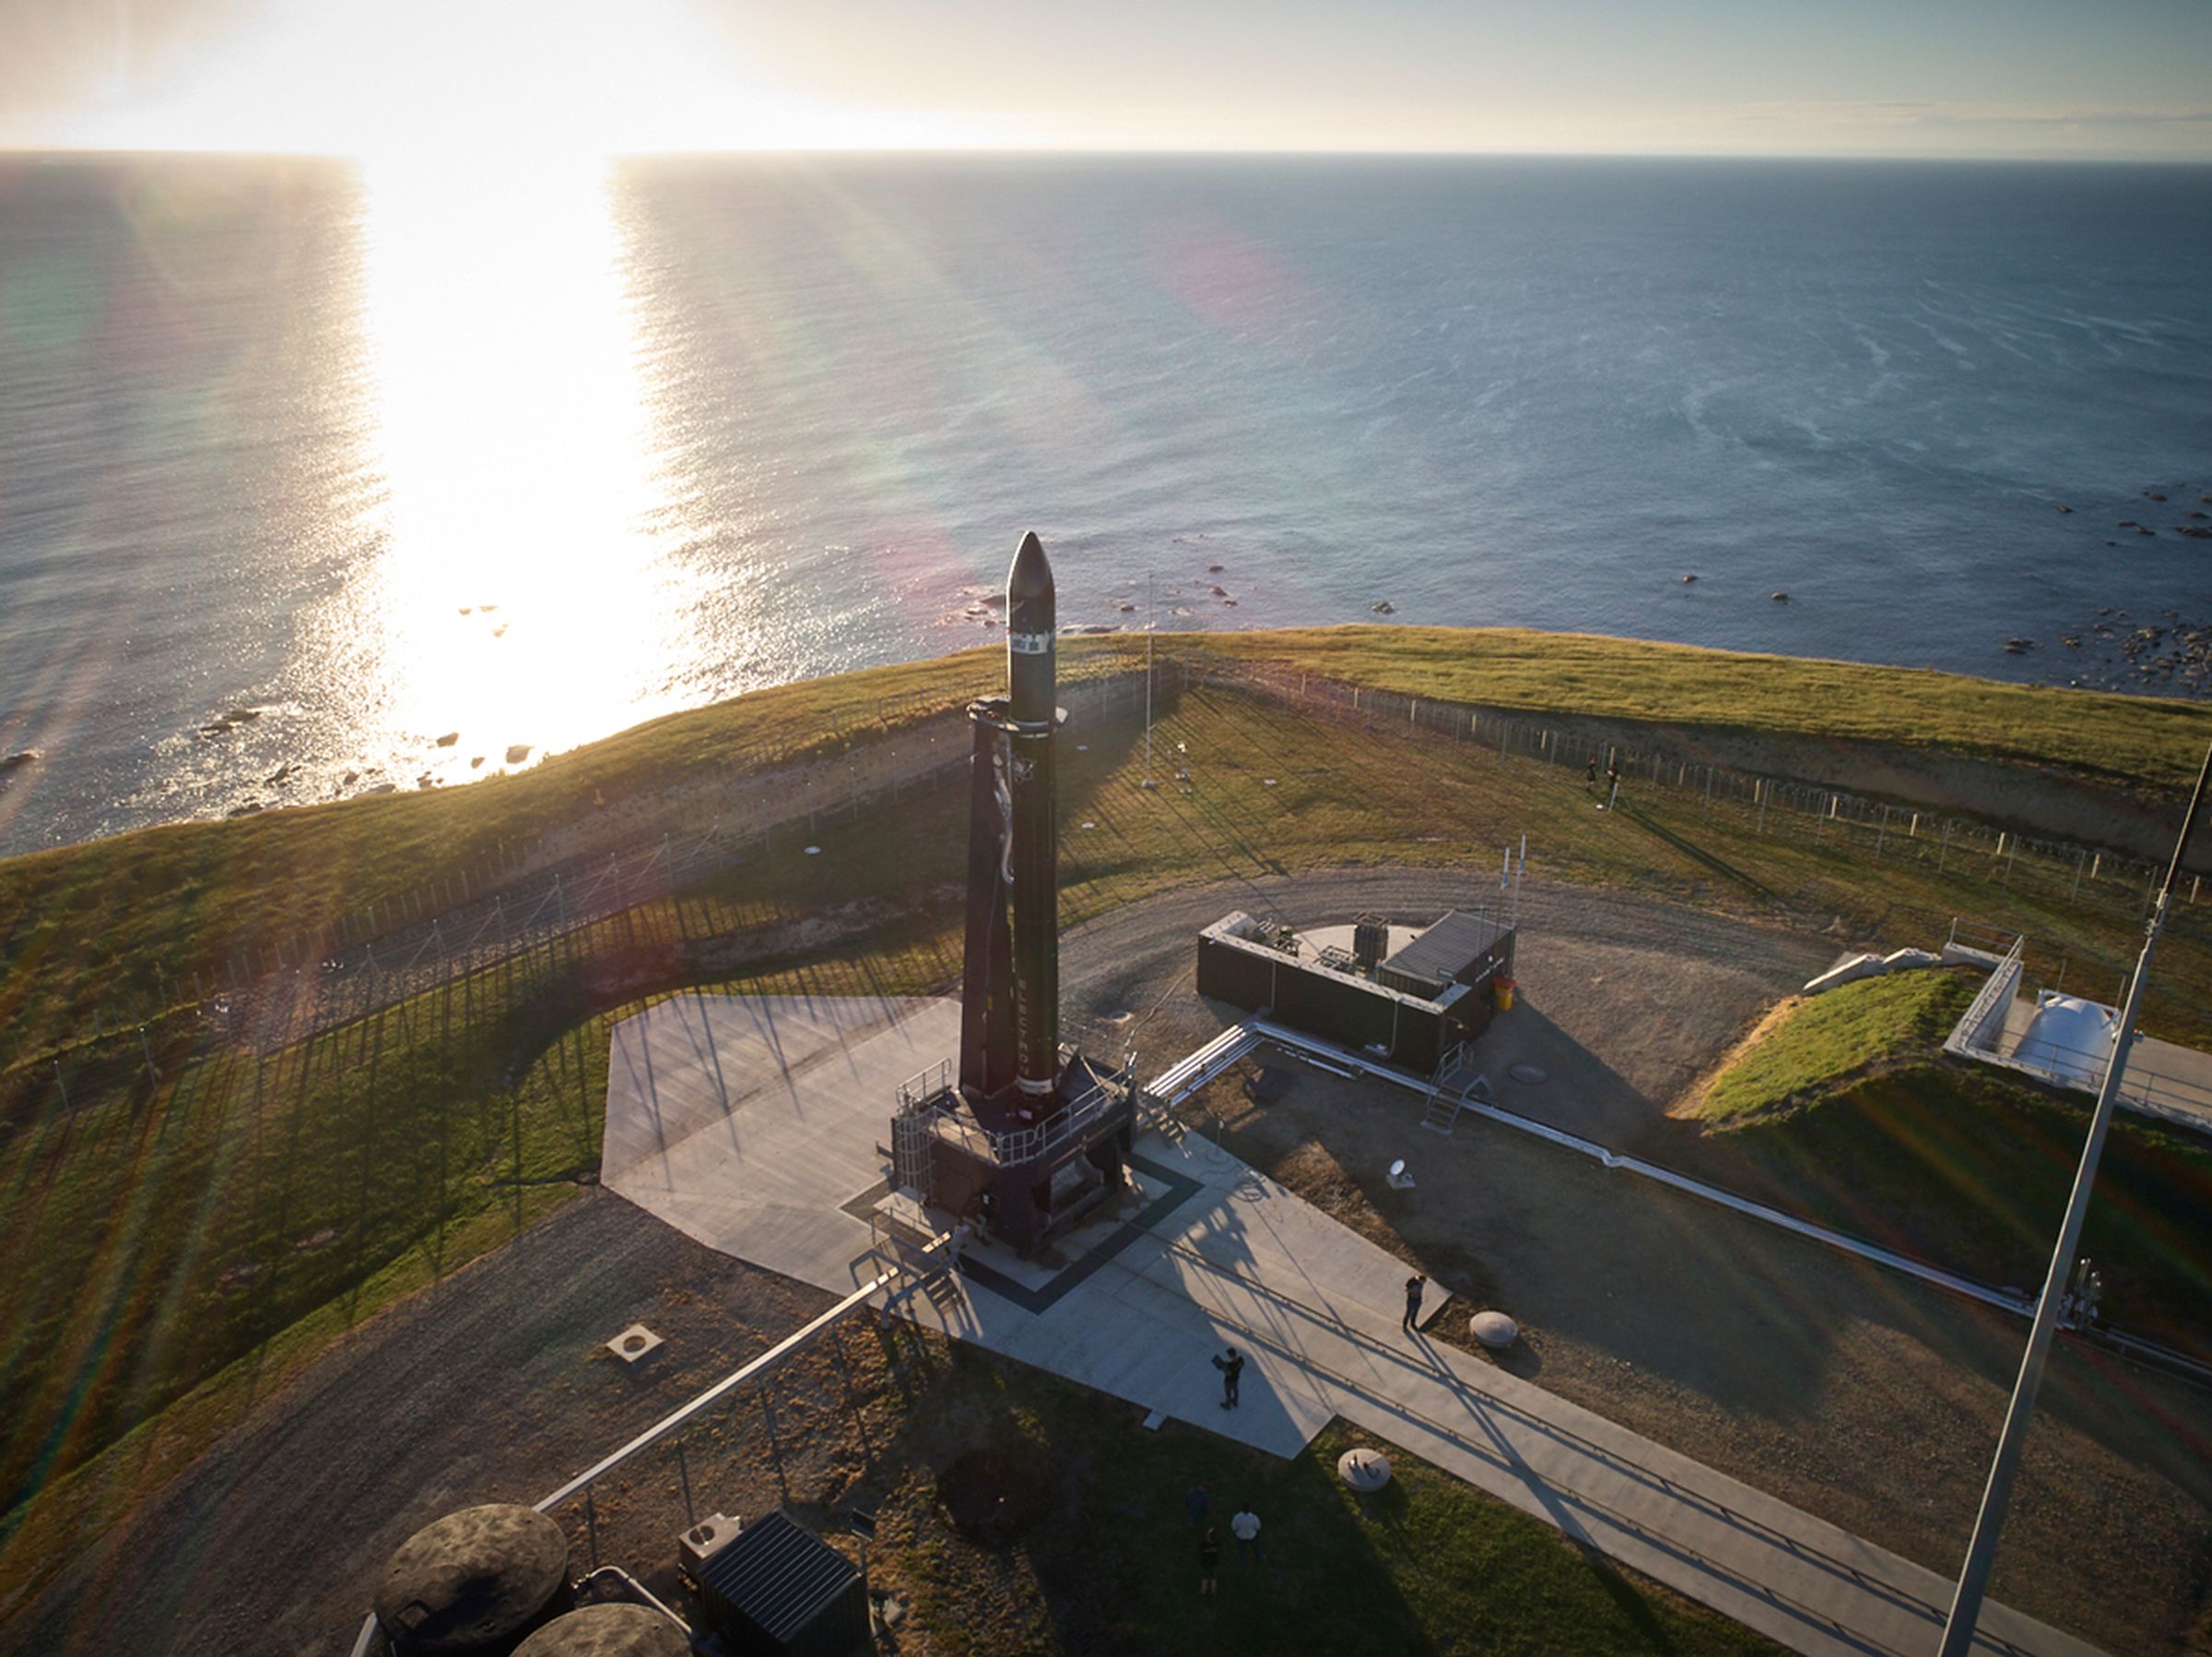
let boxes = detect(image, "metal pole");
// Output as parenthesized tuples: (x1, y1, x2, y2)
(1937, 738, 2212, 1657)
(1141, 570, 1155, 791)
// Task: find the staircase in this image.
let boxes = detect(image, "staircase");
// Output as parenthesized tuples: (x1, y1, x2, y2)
(1421, 1049, 1492, 1136)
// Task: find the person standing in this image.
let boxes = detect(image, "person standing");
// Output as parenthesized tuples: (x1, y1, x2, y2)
(1403, 1274, 1427, 1332)
(1230, 1505, 1266, 1566)
(1212, 1346, 1245, 1408)
(1199, 1526, 1220, 1595)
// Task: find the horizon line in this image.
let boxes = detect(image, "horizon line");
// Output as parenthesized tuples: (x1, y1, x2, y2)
(7, 141, 2212, 167)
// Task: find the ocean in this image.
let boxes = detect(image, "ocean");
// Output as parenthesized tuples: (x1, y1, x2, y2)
(2, 152, 2208, 853)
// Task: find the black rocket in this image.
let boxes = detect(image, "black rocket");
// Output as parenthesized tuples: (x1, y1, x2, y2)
(959, 532, 1061, 1104)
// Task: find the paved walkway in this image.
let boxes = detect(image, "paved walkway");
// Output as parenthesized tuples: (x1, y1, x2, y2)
(603, 993, 2098, 1657)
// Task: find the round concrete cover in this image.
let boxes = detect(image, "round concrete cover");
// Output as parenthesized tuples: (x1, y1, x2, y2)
(1338, 1448, 1394, 1491)
(515, 1604, 690, 1657)
(1470, 1310, 1520, 1349)
(375, 1503, 568, 1652)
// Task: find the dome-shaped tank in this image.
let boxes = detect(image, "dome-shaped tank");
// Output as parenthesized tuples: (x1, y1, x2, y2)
(375, 1503, 571, 1655)
(513, 1604, 691, 1657)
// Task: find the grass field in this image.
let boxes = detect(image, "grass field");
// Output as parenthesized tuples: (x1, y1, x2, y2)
(6, 634, 2212, 1628)
(1199, 626, 2212, 789)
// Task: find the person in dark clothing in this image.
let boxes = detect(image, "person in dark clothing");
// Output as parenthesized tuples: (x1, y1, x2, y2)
(1585, 757, 1599, 792)
(1185, 1483, 1210, 1525)
(1403, 1274, 1427, 1332)
(1212, 1346, 1244, 1408)
(1199, 1526, 1220, 1594)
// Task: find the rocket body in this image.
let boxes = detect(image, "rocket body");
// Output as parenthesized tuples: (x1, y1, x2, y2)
(1005, 533, 1059, 1096)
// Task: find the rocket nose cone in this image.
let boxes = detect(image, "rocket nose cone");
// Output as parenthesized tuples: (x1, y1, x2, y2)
(1007, 531, 1054, 602)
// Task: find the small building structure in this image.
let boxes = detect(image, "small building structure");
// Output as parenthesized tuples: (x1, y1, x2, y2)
(1196, 907, 1516, 1073)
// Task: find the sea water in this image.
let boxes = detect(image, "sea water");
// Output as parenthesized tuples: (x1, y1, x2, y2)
(2, 153, 2208, 852)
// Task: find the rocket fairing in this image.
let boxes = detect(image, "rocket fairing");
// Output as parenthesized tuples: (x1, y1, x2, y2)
(1005, 532, 1060, 1096)
(958, 532, 1063, 1105)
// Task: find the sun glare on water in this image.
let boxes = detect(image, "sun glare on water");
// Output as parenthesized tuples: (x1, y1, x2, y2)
(328, 149, 691, 783)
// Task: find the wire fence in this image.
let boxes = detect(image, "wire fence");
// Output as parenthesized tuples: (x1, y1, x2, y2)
(1184, 657, 2196, 927)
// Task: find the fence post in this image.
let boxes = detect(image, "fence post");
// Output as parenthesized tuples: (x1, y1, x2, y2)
(2072, 848, 2085, 901)
(1938, 821, 1950, 875)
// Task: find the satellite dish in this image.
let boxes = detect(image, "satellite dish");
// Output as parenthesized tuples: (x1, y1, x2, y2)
(1388, 1158, 1406, 1180)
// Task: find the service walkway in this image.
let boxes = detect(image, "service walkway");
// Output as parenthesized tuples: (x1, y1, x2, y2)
(603, 993, 2098, 1657)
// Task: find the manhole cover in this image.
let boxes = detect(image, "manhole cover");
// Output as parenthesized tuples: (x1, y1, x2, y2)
(1508, 1064, 1548, 1086)
(606, 1323, 665, 1365)
(1337, 1448, 1393, 1491)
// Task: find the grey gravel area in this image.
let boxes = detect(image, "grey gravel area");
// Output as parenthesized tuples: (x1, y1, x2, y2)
(0, 1193, 829, 1657)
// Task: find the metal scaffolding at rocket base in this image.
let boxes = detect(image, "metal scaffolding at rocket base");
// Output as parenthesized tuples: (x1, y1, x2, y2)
(890, 533, 1139, 1254)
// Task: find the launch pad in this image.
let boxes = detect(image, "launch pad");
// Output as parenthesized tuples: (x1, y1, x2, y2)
(889, 1048, 1137, 1255)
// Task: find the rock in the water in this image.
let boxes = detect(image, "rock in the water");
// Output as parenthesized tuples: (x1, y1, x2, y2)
(1681, 573, 1698, 582)
(341, 770, 359, 785)
(470, 756, 485, 769)
(2004, 637, 2036, 654)
(1771, 592, 1789, 603)
(1207, 563, 1225, 573)
(505, 745, 532, 764)
(2054, 503, 2071, 513)
(435, 732, 460, 747)
(0, 749, 39, 776)
(1371, 600, 1395, 615)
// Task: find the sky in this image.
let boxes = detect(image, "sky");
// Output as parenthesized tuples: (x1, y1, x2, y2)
(3, 0, 2210, 160)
